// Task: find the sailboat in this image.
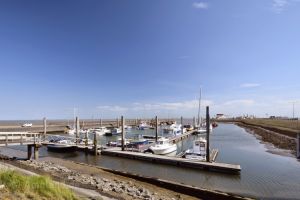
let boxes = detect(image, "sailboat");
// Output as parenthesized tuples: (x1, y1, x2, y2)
(195, 88, 212, 134)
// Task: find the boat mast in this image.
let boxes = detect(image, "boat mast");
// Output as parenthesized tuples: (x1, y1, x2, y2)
(197, 88, 202, 126)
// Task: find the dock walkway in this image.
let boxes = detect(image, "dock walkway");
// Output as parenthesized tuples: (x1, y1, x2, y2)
(101, 148, 241, 174)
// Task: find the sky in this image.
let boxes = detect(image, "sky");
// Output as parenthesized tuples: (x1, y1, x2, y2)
(0, 0, 300, 120)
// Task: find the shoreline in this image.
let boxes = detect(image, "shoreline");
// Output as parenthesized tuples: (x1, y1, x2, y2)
(234, 121, 297, 156)
(0, 153, 254, 200)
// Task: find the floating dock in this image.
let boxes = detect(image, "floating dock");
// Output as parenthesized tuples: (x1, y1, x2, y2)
(101, 148, 241, 174)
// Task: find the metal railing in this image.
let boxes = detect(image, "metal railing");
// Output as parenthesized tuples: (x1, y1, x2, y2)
(0, 132, 41, 146)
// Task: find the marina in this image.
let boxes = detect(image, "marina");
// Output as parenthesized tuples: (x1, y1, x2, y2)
(1, 123, 300, 199)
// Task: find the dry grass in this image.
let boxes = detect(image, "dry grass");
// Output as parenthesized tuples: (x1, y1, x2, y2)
(243, 119, 300, 131)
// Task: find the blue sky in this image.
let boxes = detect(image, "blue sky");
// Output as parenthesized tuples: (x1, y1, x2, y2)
(0, 0, 300, 119)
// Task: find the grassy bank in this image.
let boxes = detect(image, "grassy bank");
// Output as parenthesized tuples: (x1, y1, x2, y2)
(240, 119, 300, 138)
(0, 170, 77, 200)
(218, 118, 300, 138)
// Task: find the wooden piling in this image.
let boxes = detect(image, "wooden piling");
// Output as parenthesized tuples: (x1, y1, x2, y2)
(206, 106, 210, 162)
(117, 118, 119, 127)
(85, 129, 88, 147)
(27, 145, 32, 160)
(94, 132, 97, 156)
(193, 117, 196, 128)
(100, 118, 102, 127)
(181, 116, 184, 133)
(76, 117, 79, 144)
(34, 145, 39, 160)
(43, 117, 47, 139)
(121, 116, 125, 151)
(297, 132, 300, 159)
(155, 116, 158, 142)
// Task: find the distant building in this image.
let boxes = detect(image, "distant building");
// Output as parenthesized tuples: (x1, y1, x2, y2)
(216, 114, 227, 119)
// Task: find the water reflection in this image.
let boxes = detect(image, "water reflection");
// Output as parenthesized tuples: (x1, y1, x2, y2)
(3, 124, 300, 199)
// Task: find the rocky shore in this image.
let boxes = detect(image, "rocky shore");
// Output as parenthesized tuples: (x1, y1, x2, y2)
(13, 159, 197, 200)
(236, 122, 296, 155)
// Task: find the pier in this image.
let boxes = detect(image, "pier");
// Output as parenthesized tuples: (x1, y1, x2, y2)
(0, 132, 40, 147)
(101, 147, 240, 174)
(0, 132, 41, 160)
(169, 130, 196, 143)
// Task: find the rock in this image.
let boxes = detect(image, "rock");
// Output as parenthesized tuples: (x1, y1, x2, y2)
(0, 185, 5, 190)
(143, 194, 151, 199)
(102, 178, 109, 182)
(96, 184, 103, 190)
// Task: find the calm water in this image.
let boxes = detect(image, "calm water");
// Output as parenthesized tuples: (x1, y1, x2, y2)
(3, 123, 300, 199)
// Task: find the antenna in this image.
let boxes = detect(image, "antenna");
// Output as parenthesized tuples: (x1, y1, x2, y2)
(197, 88, 202, 125)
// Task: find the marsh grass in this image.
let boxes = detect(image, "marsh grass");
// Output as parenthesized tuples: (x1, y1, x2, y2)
(0, 170, 77, 200)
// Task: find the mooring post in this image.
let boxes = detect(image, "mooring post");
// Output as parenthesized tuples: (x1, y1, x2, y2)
(76, 117, 79, 144)
(181, 116, 184, 134)
(94, 132, 97, 156)
(193, 117, 196, 128)
(121, 116, 125, 151)
(135, 118, 138, 126)
(100, 118, 102, 127)
(27, 145, 32, 160)
(297, 132, 300, 159)
(155, 116, 158, 142)
(206, 106, 210, 162)
(43, 117, 47, 139)
(34, 145, 39, 160)
(85, 129, 88, 147)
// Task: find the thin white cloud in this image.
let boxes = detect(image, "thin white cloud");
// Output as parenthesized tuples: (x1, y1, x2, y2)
(132, 100, 213, 111)
(240, 83, 261, 88)
(193, 2, 209, 9)
(97, 105, 128, 112)
(272, 0, 289, 13)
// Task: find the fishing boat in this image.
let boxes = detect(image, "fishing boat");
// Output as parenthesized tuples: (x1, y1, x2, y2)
(149, 137, 177, 155)
(105, 127, 121, 136)
(107, 138, 130, 147)
(91, 127, 110, 136)
(137, 122, 151, 130)
(47, 139, 77, 152)
(163, 122, 184, 136)
(196, 123, 212, 134)
(183, 137, 207, 160)
(128, 135, 150, 148)
(125, 125, 132, 130)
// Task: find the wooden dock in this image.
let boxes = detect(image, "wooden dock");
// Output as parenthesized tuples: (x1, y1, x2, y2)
(101, 148, 241, 174)
(169, 130, 196, 143)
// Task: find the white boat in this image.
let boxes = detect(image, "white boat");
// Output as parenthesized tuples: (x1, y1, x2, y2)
(47, 139, 77, 152)
(163, 122, 185, 135)
(106, 127, 121, 136)
(137, 122, 150, 130)
(124, 125, 132, 130)
(196, 123, 212, 134)
(67, 128, 76, 135)
(91, 127, 110, 136)
(107, 138, 130, 147)
(149, 137, 177, 155)
(67, 128, 88, 136)
(22, 123, 32, 127)
(184, 137, 207, 160)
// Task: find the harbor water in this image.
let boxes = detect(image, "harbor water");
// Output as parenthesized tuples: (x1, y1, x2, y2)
(2, 123, 300, 199)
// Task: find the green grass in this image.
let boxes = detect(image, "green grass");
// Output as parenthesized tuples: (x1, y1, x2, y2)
(0, 170, 78, 200)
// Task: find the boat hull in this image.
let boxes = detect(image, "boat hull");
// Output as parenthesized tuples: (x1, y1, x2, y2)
(47, 144, 77, 152)
(150, 144, 177, 155)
